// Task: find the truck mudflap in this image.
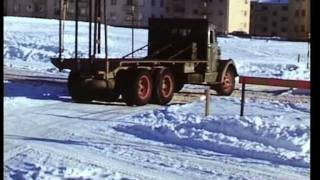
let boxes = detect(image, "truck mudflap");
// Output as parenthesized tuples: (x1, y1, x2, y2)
(217, 59, 238, 83)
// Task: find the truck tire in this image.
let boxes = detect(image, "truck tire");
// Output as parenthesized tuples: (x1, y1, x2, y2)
(152, 68, 175, 105)
(215, 68, 235, 96)
(68, 72, 93, 103)
(123, 69, 153, 106)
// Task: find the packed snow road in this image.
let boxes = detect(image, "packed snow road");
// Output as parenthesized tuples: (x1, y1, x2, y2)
(4, 72, 309, 179)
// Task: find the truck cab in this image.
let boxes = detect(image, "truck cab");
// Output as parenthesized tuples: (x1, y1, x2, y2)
(147, 18, 238, 95)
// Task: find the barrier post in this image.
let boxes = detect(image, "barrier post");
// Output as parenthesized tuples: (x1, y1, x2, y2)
(205, 89, 210, 116)
(240, 82, 246, 117)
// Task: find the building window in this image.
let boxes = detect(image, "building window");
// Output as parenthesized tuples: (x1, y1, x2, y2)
(261, 16, 268, 22)
(174, 6, 185, 13)
(245, 0, 248, 4)
(295, 10, 299, 17)
(111, 0, 117, 5)
(127, 0, 133, 5)
(151, 0, 155, 6)
(272, 11, 278, 16)
(272, 22, 277, 27)
(219, 0, 224, 3)
(193, 9, 199, 15)
(281, 16, 288, 22)
(68, 7, 75, 14)
(166, 7, 170, 12)
(271, 32, 277, 36)
(80, 8, 86, 15)
(218, 11, 224, 16)
(110, 12, 117, 20)
(38, 5, 45, 13)
(282, 6, 288, 11)
(281, 27, 287, 32)
(14, 4, 20, 12)
(244, 10, 247, 16)
(54, 7, 60, 15)
(301, 25, 305, 32)
(262, 6, 268, 10)
(137, 0, 144, 6)
(262, 27, 268, 32)
(294, 25, 299, 32)
(137, 12, 143, 20)
(26, 4, 34, 13)
(160, 0, 164, 7)
(301, 9, 306, 17)
(126, 13, 132, 21)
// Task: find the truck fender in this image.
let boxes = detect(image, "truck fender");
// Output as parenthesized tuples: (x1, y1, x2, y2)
(217, 59, 238, 83)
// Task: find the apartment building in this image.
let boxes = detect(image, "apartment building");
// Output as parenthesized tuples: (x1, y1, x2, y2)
(106, 0, 165, 28)
(250, 1, 289, 37)
(5, 0, 165, 28)
(6, 0, 48, 18)
(250, 0, 310, 40)
(288, 0, 310, 40)
(165, 0, 251, 34)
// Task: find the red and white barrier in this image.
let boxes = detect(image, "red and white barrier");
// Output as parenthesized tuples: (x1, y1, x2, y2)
(239, 76, 310, 116)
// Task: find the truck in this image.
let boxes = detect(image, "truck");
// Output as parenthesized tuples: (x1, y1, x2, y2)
(51, 13, 238, 106)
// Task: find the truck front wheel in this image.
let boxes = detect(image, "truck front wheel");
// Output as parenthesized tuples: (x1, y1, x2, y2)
(68, 72, 93, 103)
(152, 69, 175, 105)
(215, 68, 235, 96)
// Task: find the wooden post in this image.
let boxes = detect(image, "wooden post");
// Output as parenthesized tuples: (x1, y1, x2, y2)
(205, 89, 210, 116)
(131, 5, 135, 59)
(307, 40, 310, 69)
(240, 82, 246, 117)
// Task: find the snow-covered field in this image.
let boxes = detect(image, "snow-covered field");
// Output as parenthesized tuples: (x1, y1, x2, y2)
(4, 17, 310, 179)
(4, 16, 310, 80)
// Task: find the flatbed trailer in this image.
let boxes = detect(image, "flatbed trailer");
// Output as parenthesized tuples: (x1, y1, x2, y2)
(51, 0, 238, 106)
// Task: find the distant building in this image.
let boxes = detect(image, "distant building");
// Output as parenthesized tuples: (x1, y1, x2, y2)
(250, 0, 310, 40)
(250, 1, 289, 37)
(165, 0, 251, 34)
(6, 0, 48, 18)
(106, 0, 165, 28)
(288, 0, 310, 40)
(4, 0, 165, 28)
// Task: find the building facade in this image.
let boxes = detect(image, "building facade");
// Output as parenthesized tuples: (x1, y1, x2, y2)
(250, 1, 289, 37)
(250, 0, 310, 40)
(165, 0, 250, 34)
(105, 0, 165, 28)
(5, 0, 165, 28)
(288, 0, 310, 40)
(6, 0, 49, 18)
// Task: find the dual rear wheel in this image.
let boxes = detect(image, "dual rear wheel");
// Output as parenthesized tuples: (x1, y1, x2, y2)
(121, 68, 175, 106)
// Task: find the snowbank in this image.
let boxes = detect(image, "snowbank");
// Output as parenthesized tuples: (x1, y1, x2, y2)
(116, 99, 310, 168)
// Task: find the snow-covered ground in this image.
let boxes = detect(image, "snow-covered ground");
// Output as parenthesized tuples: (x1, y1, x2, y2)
(4, 17, 310, 179)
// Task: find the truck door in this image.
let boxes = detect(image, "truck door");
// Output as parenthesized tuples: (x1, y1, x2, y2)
(207, 25, 218, 72)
